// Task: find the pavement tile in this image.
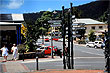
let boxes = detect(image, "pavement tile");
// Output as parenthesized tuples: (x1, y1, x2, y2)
(2, 64, 7, 72)
(0, 64, 3, 73)
(3, 62, 30, 73)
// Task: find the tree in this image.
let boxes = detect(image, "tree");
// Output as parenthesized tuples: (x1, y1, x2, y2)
(35, 11, 52, 35)
(98, 10, 108, 23)
(88, 30, 96, 42)
(76, 29, 86, 40)
(72, 7, 82, 18)
(24, 19, 41, 51)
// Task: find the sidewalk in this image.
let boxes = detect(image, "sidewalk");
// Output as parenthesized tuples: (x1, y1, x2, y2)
(0, 61, 104, 73)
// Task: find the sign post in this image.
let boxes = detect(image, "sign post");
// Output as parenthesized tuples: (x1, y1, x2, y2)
(62, 6, 66, 69)
(48, 20, 62, 59)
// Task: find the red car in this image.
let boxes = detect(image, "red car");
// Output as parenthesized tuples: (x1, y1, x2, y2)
(44, 38, 49, 42)
(36, 46, 62, 58)
(52, 38, 58, 41)
(44, 46, 58, 55)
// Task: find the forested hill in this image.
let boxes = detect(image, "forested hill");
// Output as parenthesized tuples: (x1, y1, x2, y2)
(23, 11, 45, 24)
(77, 1, 109, 20)
(23, 1, 109, 23)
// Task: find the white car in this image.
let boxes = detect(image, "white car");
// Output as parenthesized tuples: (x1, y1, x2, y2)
(86, 41, 103, 48)
(58, 38, 68, 42)
(86, 42, 95, 47)
(94, 41, 103, 48)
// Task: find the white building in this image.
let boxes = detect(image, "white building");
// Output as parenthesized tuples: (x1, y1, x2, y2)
(72, 18, 107, 40)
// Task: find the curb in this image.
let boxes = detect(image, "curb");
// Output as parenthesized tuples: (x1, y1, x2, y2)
(29, 69, 104, 73)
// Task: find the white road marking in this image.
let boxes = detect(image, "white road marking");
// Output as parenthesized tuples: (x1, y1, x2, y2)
(21, 58, 63, 63)
(21, 56, 104, 63)
(75, 65, 91, 66)
(81, 51, 104, 56)
(75, 62, 105, 64)
(75, 57, 104, 59)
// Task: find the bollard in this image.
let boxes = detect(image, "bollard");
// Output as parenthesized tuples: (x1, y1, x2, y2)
(36, 56, 39, 70)
(23, 50, 24, 61)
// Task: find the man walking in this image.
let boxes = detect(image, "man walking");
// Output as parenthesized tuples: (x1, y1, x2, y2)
(11, 44, 18, 61)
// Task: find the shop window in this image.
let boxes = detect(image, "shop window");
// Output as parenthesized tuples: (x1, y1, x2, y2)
(91, 26, 95, 30)
(99, 26, 103, 29)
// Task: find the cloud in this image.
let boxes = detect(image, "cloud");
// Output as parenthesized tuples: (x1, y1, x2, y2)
(47, 8, 52, 11)
(7, 0, 24, 9)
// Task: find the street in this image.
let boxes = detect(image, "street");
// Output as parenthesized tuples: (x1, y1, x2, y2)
(23, 39, 105, 71)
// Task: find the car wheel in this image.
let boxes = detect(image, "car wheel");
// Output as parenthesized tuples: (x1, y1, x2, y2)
(102, 47, 105, 50)
(86, 45, 89, 47)
(94, 46, 97, 49)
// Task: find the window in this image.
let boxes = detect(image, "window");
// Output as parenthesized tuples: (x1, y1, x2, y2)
(99, 42, 102, 44)
(91, 26, 95, 30)
(99, 26, 103, 29)
(95, 42, 98, 44)
(85, 27, 87, 29)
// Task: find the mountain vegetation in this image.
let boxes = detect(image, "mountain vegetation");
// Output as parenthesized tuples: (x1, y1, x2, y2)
(23, 1, 109, 23)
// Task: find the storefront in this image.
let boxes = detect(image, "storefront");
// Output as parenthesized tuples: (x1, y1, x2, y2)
(0, 14, 24, 53)
(0, 22, 21, 53)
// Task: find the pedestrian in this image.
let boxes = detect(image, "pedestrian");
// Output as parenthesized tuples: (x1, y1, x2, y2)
(11, 44, 18, 61)
(0, 45, 8, 62)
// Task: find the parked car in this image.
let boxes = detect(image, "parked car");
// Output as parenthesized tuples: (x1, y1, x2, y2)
(58, 38, 68, 42)
(36, 45, 62, 57)
(86, 42, 95, 47)
(36, 44, 47, 57)
(52, 38, 59, 41)
(86, 41, 103, 49)
(44, 38, 49, 42)
(94, 41, 103, 48)
(44, 46, 62, 58)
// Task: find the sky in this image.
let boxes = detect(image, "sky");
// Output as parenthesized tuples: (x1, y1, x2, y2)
(0, 0, 96, 14)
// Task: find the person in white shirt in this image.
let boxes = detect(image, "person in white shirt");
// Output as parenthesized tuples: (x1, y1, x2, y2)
(11, 44, 18, 60)
(0, 45, 8, 62)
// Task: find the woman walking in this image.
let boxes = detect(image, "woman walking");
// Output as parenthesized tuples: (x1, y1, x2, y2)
(0, 45, 8, 62)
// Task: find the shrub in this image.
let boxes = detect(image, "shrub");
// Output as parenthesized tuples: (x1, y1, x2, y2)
(17, 44, 29, 53)
(78, 40, 86, 44)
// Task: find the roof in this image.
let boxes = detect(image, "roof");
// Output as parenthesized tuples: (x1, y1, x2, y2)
(72, 18, 105, 25)
(12, 14, 24, 21)
(0, 14, 24, 21)
(0, 22, 21, 26)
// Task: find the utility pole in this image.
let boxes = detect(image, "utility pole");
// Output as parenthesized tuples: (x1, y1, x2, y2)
(107, 1, 110, 72)
(62, 6, 66, 69)
(67, 9, 71, 69)
(70, 3, 74, 69)
(105, 1, 110, 73)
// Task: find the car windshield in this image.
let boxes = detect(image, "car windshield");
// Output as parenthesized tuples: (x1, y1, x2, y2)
(45, 47, 48, 49)
(49, 47, 52, 49)
(99, 42, 102, 44)
(40, 47, 45, 49)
